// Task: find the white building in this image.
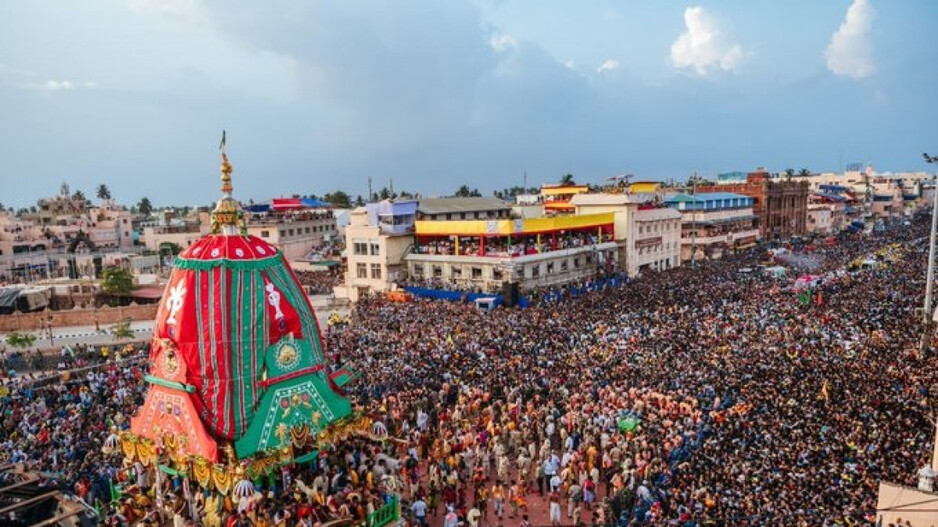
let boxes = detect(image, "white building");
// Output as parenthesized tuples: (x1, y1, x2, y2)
(570, 193, 682, 276)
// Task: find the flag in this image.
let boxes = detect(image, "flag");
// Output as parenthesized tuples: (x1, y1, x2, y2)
(219, 130, 226, 151)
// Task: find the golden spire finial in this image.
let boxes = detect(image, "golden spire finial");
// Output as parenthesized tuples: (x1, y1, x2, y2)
(211, 130, 245, 235)
(220, 130, 233, 195)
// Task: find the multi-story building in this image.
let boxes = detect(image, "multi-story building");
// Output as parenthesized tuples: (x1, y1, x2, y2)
(341, 200, 417, 301)
(570, 193, 682, 276)
(807, 204, 834, 234)
(664, 192, 760, 261)
(245, 210, 338, 261)
(698, 168, 809, 239)
(406, 213, 616, 292)
(415, 197, 512, 221)
(140, 222, 208, 251)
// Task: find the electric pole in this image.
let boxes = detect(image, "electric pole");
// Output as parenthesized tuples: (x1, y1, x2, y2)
(921, 153, 938, 356)
(691, 172, 698, 269)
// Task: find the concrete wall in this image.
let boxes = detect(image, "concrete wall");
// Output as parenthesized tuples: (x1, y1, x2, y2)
(0, 303, 158, 332)
(877, 482, 938, 526)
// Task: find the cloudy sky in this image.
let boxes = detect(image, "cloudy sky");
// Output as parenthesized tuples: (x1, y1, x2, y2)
(1, 0, 936, 208)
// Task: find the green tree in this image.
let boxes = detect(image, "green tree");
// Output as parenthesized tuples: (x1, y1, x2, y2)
(159, 242, 182, 256)
(377, 187, 399, 200)
(111, 320, 134, 341)
(137, 197, 153, 216)
(354, 195, 365, 206)
(797, 168, 812, 177)
(560, 174, 576, 186)
(101, 266, 134, 295)
(96, 184, 112, 201)
(72, 190, 87, 203)
(453, 185, 481, 198)
(322, 191, 352, 208)
(784, 168, 795, 178)
(494, 186, 539, 201)
(398, 190, 414, 199)
(5, 331, 37, 349)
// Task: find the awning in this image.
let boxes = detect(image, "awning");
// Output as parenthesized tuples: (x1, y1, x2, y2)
(131, 286, 164, 300)
(272, 198, 304, 210)
(245, 203, 271, 213)
(301, 198, 330, 208)
(812, 193, 846, 202)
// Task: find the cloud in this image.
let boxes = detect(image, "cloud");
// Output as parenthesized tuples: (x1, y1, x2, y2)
(45, 80, 75, 91)
(489, 34, 517, 52)
(125, 0, 201, 22)
(597, 59, 620, 74)
(825, 0, 875, 79)
(670, 6, 744, 75)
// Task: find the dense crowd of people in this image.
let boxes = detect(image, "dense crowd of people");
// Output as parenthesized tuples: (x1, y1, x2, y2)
(0, 215, 934, 526)
(295, 270, 344, 295)
(416, 231, 614, 258)
(329, 215, 937, 526)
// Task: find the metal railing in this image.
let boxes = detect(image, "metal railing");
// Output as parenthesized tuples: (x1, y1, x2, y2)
(366, 495, 400, 527)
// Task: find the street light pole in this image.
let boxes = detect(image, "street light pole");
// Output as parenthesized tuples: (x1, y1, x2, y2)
(920, 153, 938, 356)
(691, 173, 698, 269)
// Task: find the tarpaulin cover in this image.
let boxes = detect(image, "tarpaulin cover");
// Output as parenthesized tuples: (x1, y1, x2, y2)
(0, 288, 20, 308)
(131, 344, 219, 462)
(143, 233, 350, 455)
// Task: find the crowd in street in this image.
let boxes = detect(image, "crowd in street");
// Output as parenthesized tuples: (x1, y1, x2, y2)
(329, 216, 936, 526)
(0, 215, 934, 526)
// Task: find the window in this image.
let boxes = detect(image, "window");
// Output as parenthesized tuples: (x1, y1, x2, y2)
(560, 259, 568, 272)
(353, 242, 368, 255)
(413, 264, 424, 276)
(530, 264, 540, 277)
(471, 267, 482, 279)
(279, 229, 285, 237)
(493, 268, 503, 281)
(305, 227, 311, 234)
(370, 243, 380, 256)
(452, 266, 463, 278)
(261, 230, 270, 238)
(370, 263, 382, 279)
(356, 263, 367, 278)
(546, 262, 554, 274)
(432, 265, 443, 278)
(574, 257, 581, 268)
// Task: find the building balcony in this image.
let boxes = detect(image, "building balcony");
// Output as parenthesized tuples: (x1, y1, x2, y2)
(406, 242, 618, 265)
(680, 228, 760, 246)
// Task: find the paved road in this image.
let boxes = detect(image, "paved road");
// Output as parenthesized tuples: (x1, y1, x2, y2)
(1, 295, 351, 353)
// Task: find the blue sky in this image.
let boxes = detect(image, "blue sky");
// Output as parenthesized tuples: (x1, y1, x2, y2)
(1, 0, 936, 208)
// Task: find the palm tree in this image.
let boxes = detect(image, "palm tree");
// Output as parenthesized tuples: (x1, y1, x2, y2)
(137, 197, 153, 217)
(797, 168, 812, 178)
(784, 168, 795, 178)
(454, 185, 481, 198)
(560, 173, 576, 186)
(96, 184, 111, 201)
